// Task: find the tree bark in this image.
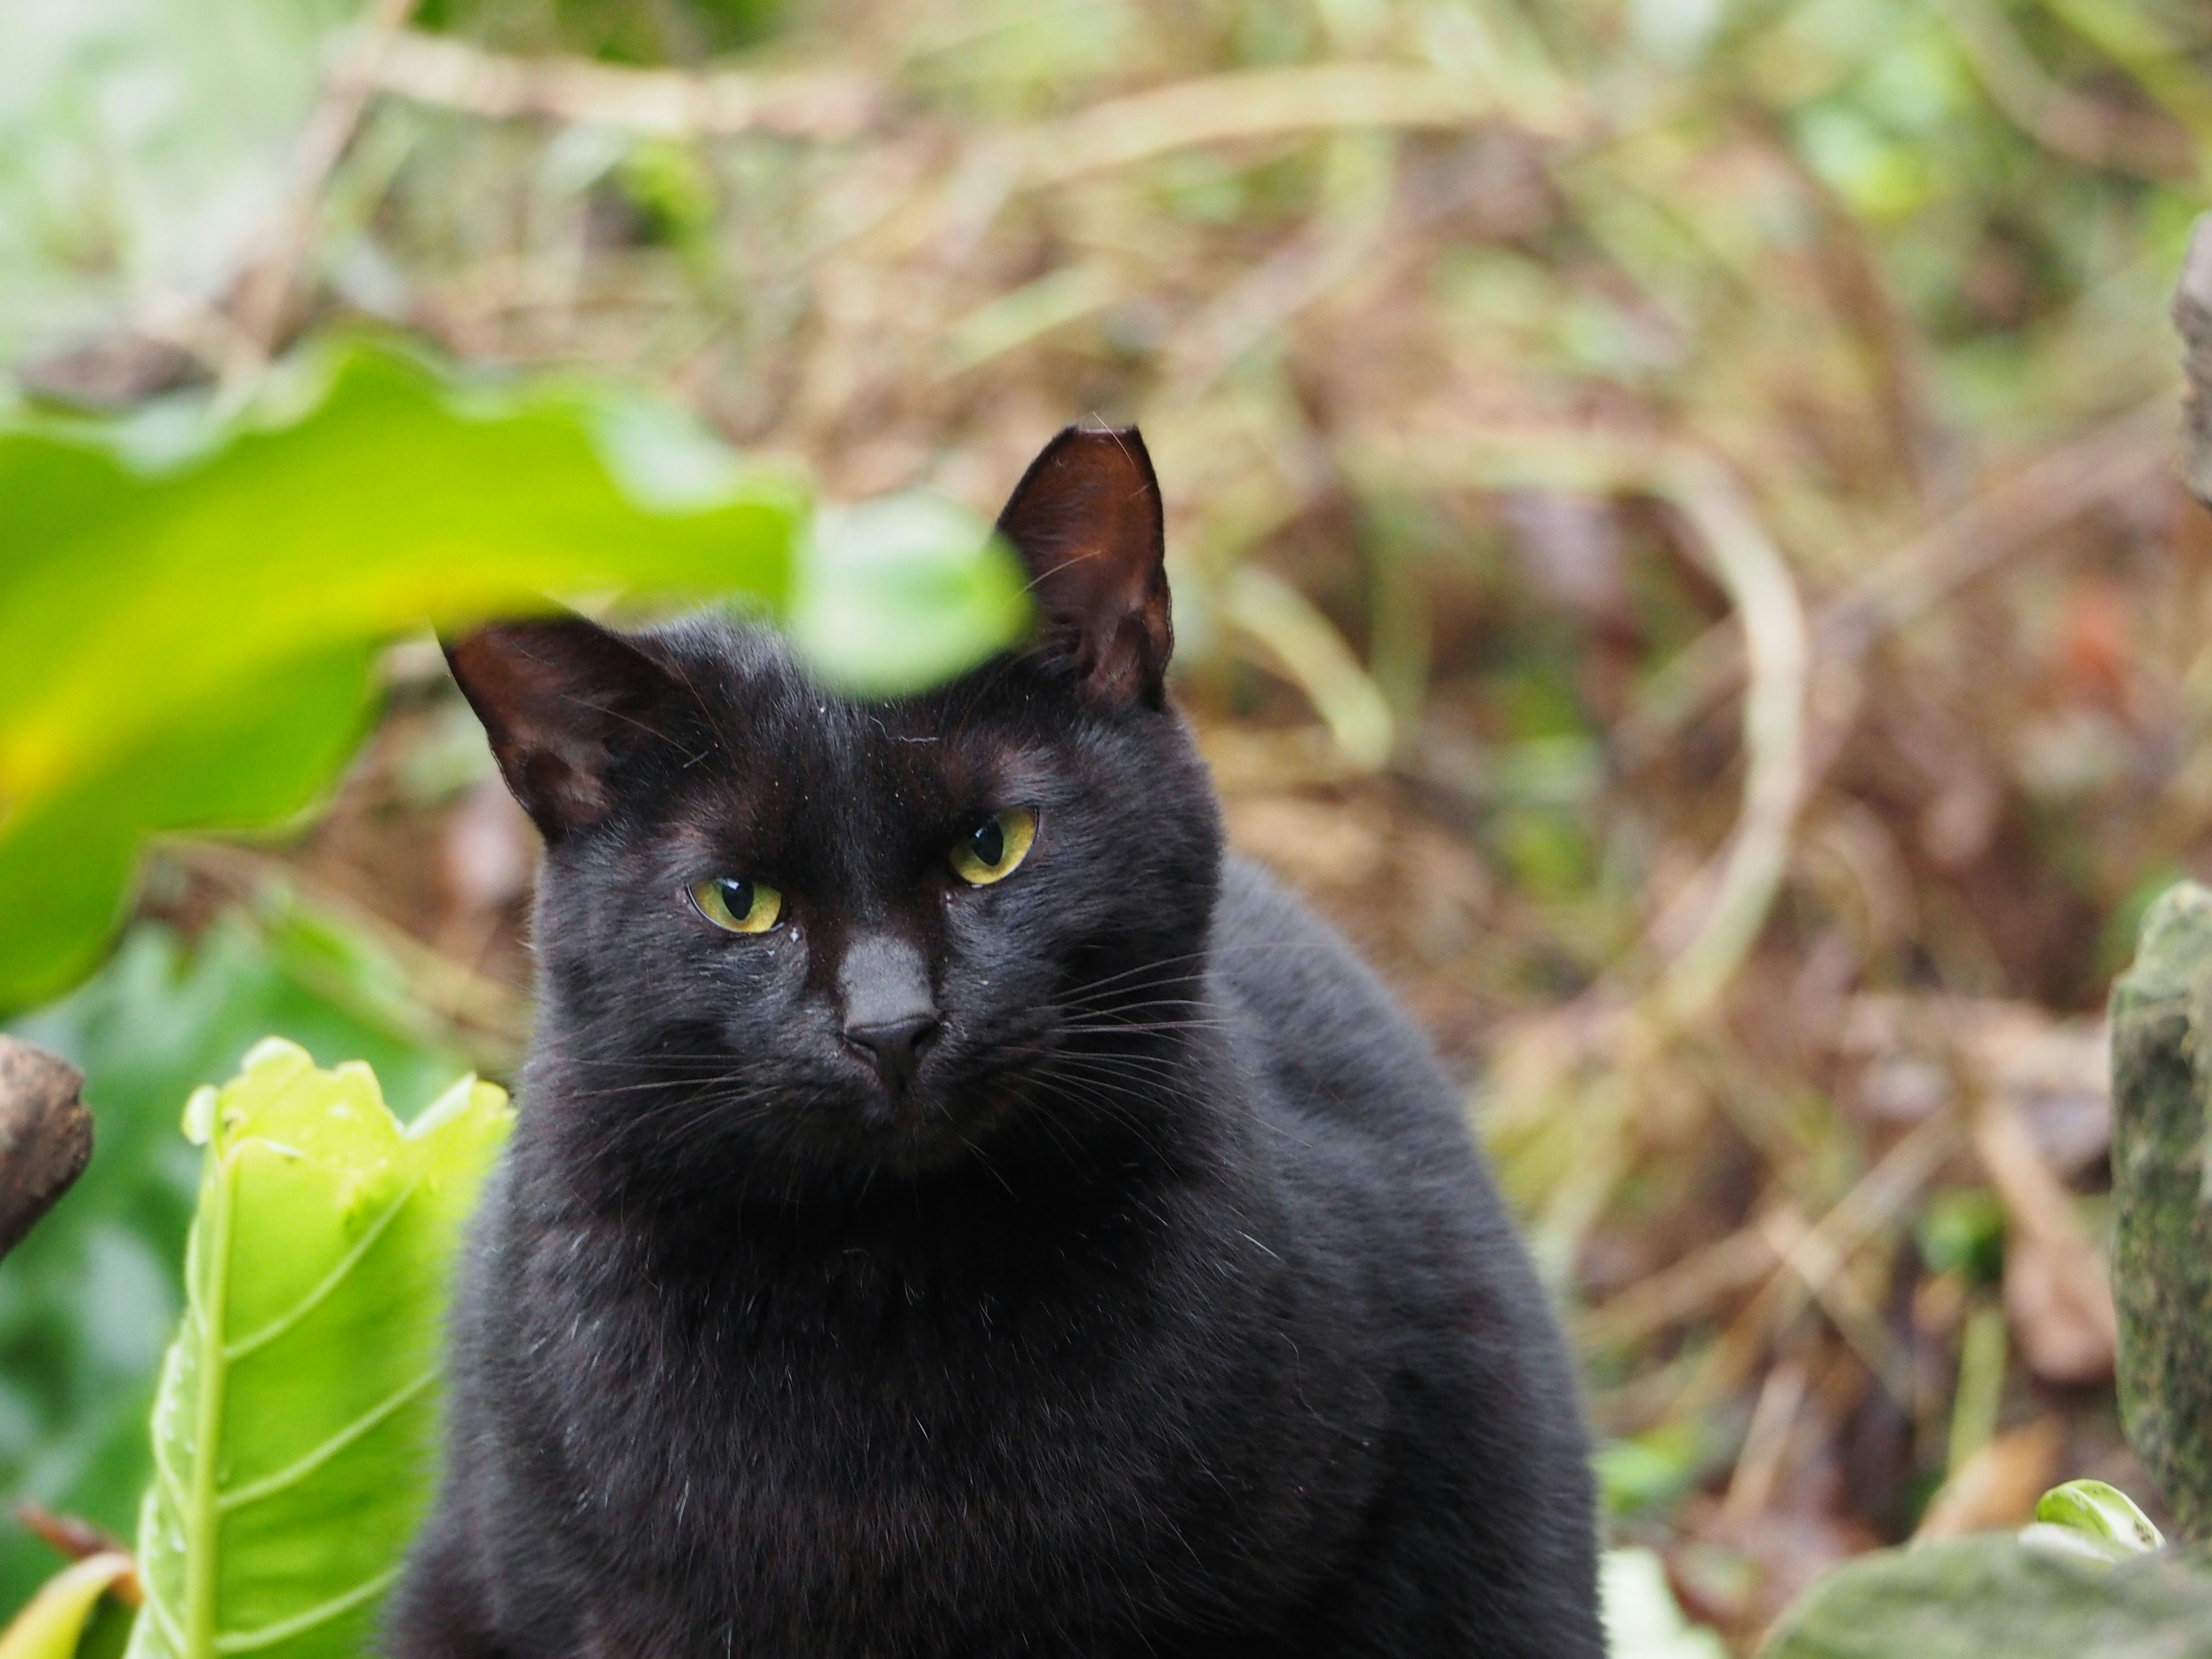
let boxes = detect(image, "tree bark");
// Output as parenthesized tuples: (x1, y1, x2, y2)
(2175, 212, 2212, 506)
(2108, 881, 2212, 1540)
(0, 1036, 92, 1262)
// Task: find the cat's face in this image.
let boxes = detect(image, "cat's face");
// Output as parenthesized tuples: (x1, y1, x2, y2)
(452, 429, 1223, 1206)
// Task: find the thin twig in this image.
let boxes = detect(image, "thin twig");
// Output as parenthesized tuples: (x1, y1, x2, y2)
(1578, 1216, 1783, 1353)
(15, 1504, 134, 1584)
(1613, 398, 2176, 775)
(367, 28, 879, 139)
(1343, 428, 1809, 1020)
(1024, 63, 1590, 186)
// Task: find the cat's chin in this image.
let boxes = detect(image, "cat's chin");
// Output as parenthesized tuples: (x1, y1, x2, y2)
(825, 1081, 1023, 1179)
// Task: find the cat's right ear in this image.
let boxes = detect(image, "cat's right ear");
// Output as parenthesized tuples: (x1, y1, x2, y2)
(445, 618, 676, 843)
(995, 425, 1172, 709)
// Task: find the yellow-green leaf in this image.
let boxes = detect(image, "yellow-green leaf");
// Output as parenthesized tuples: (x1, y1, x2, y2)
(0, 1555, 136, 1659)
(124, 1040, 511, 1659)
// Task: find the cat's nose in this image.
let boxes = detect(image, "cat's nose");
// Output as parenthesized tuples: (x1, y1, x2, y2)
(843, 1012, 941, 1089)
(837, 934, 940, 1090)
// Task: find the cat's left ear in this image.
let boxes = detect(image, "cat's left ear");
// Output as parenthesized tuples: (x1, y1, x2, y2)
(444, 617, 679, 844)
(995, 425, 1172, 709)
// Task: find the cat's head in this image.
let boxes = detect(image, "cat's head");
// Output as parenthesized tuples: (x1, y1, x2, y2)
(449, 427, 1223, 1210)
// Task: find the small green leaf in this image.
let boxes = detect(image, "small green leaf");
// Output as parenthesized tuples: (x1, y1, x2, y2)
(790, 494, 1032, 697)
(123, 1040, 512, 1659)
(0, 1555, 137, 1659)
(2029, 1480, 2164, 1557)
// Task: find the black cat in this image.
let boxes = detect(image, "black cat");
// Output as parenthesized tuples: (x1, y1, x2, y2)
(388, 427, 1602, 1658)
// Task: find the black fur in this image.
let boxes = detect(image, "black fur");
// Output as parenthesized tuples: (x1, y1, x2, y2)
(390, 431, 1601, 1659)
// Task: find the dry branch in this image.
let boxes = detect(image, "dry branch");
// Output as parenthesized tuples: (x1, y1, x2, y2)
(1614, 398, 2175, 777)
(1343, 428, 1808, 1022)
(368, 28, 880, 139)
(1936, 0, 2192, 179)
(1024, 64, 1588, 185)
(0, 1037, 93, 1262)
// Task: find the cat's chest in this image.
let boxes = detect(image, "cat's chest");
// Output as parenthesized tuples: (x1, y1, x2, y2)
(488, 1200, 1387, 1644)
(520, 1210, 1229, 1450)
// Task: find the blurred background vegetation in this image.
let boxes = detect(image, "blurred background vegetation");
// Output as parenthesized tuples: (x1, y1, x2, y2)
(5, 0, 2212, 1649)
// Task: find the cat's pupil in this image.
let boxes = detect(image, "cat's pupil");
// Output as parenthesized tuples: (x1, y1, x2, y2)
(971, 819, 1005, 868)
(719, 878, 753, 913)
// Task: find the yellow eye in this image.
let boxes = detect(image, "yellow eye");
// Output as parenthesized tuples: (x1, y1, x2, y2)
(950, 808, 1037, 887)
(688, 877, 783, 934)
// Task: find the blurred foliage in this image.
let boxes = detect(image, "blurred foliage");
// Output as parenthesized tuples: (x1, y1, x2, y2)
(0, 343, 797, 1011)
(1607, 1546, 1732, 1659)
(415, 0, 783, 63)
(4, 0, 2212, 1649)
(0, 0, 354, 369)
(1759, 1524, 2212, 1657)
(0, 921, 474, 1621)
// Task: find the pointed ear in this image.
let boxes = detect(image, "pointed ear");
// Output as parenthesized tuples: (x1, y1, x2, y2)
(445, 618, 677, 843)
(995, 425, 1172, 708)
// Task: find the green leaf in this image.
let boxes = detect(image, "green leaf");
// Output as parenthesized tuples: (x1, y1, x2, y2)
(2025, 1480, 2165, 1562)
(123, 1040, 512, 1659)
(0, 340, 802, 1010)
(0, 340, 1033, 1013)
(0, 1555, 135, 1659)
(790, 493, 1032, 698)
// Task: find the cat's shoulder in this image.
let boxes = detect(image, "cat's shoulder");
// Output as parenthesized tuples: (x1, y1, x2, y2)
(1214, 853, 1406, 1019)
(1213, 853, 1460, 1131)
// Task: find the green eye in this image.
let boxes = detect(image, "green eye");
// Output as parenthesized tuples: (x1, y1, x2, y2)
(688, 877, 783, 934)
(950, 808, 1037, 887)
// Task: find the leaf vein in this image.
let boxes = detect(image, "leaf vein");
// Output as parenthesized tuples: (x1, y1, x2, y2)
(139, 1570, 186, 1656)
(212, 1566, 400, 1654)
(221, 1171, 423, 1362)
(217, 1371, 435, 1514)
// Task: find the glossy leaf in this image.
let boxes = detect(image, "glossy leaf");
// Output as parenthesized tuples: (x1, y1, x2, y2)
(123, 1040, 511, 1659)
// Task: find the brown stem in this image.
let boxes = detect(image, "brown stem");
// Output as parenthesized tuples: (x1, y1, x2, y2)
(0, 1038, 92, 1262)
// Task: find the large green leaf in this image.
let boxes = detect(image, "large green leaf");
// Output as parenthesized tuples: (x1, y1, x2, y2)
(0, 343, 802, 1009)
(122, 1040, 510, 1659)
